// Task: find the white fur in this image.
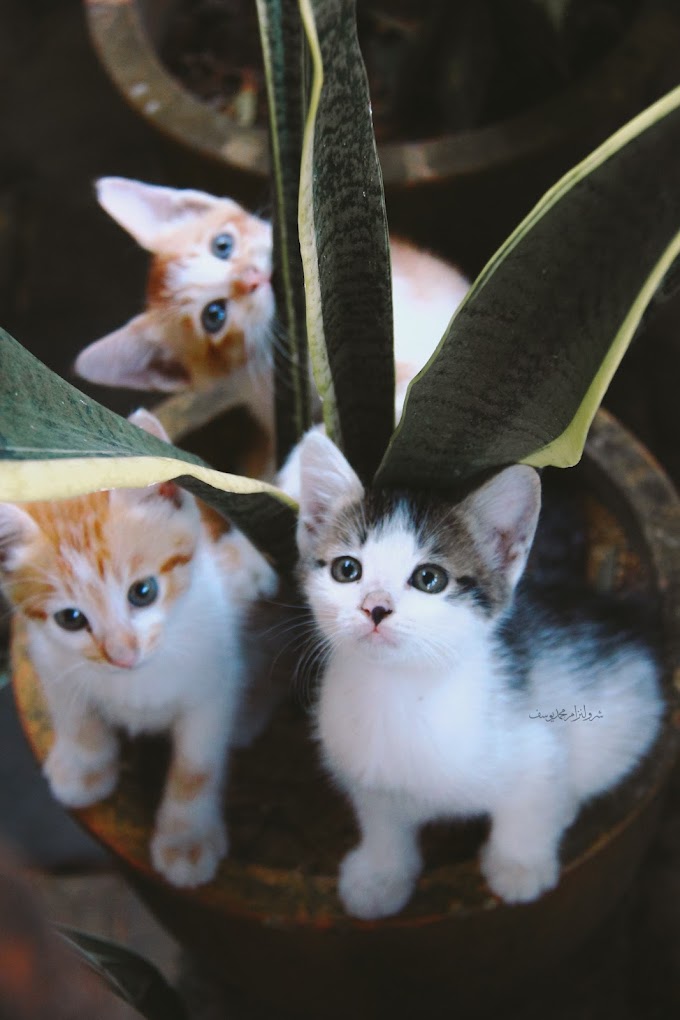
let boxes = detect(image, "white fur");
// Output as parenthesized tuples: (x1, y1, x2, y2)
(297, 434, 663, 917)
(1, 409, 279, 889)
(25, 516, 243, 889)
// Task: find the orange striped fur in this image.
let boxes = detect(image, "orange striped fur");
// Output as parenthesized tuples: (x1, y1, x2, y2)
(1, 486, 199, 668)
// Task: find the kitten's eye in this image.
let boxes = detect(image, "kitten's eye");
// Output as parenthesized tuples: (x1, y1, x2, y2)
(211, 232, 235, 260)
(330, 556, 362, 583)
(128, 577, 159, 608)
(409, 564, 449, 594)
(54, 608, 88, 631)
(201, 299, 228, 334)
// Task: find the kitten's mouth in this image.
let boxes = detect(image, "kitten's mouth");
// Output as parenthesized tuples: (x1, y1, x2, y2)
(359, 624, 398, 649)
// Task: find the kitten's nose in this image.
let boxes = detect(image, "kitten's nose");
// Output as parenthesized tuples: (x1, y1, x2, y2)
(361, 591, 394, 627)
(234, 267, 270, 296)
(103, 633, 139, 669)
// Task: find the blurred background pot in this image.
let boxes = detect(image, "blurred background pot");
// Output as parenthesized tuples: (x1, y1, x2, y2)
(11, 408, 680, 1019)
(83, 0, 680, 272)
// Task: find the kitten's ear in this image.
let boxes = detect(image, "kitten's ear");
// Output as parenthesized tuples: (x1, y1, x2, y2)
(128, 408, 172, 444)
(121, 409, 187, 510)
(74, 314, 190, 392)
(112, 478, 194, 516)
(463, 465, 541, 590)
(296, 429, 364, 556)
(0, 505, 39, 572)
(96, 177, 224, 251)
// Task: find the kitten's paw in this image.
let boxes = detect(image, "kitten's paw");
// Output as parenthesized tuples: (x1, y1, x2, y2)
(150, 822, 228, 888)
(338, 847, 418, 920)
(44, 744, 118, 808)
(480, 842, 560, 904)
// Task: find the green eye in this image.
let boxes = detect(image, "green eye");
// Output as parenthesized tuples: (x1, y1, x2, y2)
(54, 608, 88, 631)
(409, 564, 449, 594)
(330, 556, 362, 583)
(128, 577, 159, 608)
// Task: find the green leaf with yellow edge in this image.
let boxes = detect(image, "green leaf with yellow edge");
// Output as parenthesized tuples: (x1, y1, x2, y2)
(376, 83, 680, 491)
(0, 330, 298, 572)
(256, 0, 312, 466)
(298, 0, 394, 482)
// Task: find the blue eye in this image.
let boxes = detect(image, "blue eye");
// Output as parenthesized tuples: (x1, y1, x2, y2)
(128, 577, 158, 608)
(409, 564, 449, 594)
(331, 556, 362, 583)
(201, 299, 227, 334)
(54, 608, 88, 631)
(211, 233, 235, 259)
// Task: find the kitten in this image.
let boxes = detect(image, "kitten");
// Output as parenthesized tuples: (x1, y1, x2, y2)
(294, 430, 663, 918)
(0, 410, 277, 888)
(74, 178, 469, 436)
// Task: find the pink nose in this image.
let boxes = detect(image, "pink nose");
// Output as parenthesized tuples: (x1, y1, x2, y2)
(360, 591, 394, 627)
(102, 634, 139, 669)
(233, 267, 270, 296)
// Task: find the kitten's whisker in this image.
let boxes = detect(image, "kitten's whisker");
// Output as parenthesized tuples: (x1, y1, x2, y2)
(291, 630, 331, 706)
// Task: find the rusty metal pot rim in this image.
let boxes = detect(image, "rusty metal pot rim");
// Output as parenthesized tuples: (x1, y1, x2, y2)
(82, 0, 676, 185)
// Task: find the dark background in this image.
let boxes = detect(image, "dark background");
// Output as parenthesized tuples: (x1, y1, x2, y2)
(0, 1, 678, 1017)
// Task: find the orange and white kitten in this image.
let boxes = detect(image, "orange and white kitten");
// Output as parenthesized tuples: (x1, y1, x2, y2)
(0, 410, 277, 888)
(75, 178, 469, 437)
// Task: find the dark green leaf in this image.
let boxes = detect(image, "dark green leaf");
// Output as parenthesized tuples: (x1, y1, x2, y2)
(0, 330, 298, 573)
(256, 0, 313, 466)
(299, 0, 395, 482)
(59, 927, 187, 1020)
(376, 84, 680, 490)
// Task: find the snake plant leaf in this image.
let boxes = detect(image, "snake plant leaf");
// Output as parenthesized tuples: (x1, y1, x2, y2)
(256, 0, 312, 466)
(59, 927, 187, 1020)
(0, 330, 298, 572)
(298, 0, 395, 482)
(376, 83, 680, 491)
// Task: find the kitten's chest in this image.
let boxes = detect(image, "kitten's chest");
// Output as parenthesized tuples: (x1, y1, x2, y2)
(317, 656, 494, 811)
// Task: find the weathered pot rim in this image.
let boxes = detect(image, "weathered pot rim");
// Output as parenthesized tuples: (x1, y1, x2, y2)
(10, 408, 680, 930)
(82, 0, 680, 185)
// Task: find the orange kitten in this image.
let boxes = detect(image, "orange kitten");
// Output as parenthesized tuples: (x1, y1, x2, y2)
(75, 178, 469, 443)
(0, 410, 277, 888)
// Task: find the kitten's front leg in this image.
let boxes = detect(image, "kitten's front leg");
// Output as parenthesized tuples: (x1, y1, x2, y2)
(151, 704, 231, 888)
(338, 787, 422, 920)
(43, 704, 119, 809)
(480, 769, 577, 904)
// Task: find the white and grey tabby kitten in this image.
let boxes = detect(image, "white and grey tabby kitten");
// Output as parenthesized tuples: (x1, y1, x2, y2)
(293, 430, 663, 918)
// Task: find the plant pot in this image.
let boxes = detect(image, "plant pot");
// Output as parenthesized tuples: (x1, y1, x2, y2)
(83, 0, 680, 271)
(11, 408, 680, 1018)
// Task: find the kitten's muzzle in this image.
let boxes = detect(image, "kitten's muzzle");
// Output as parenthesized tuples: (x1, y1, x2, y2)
(360, 591, 394, 627)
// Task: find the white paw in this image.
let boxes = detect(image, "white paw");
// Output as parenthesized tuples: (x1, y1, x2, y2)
(150, 822, 228, 888)
(44, 743, 118, 808)
(480, 842, 560, 904)
(338, 846, 418, 920)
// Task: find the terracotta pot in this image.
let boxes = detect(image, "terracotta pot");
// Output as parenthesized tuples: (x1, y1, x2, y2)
(12, 409, 680, 1018)
(83, 0, 680, 271)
